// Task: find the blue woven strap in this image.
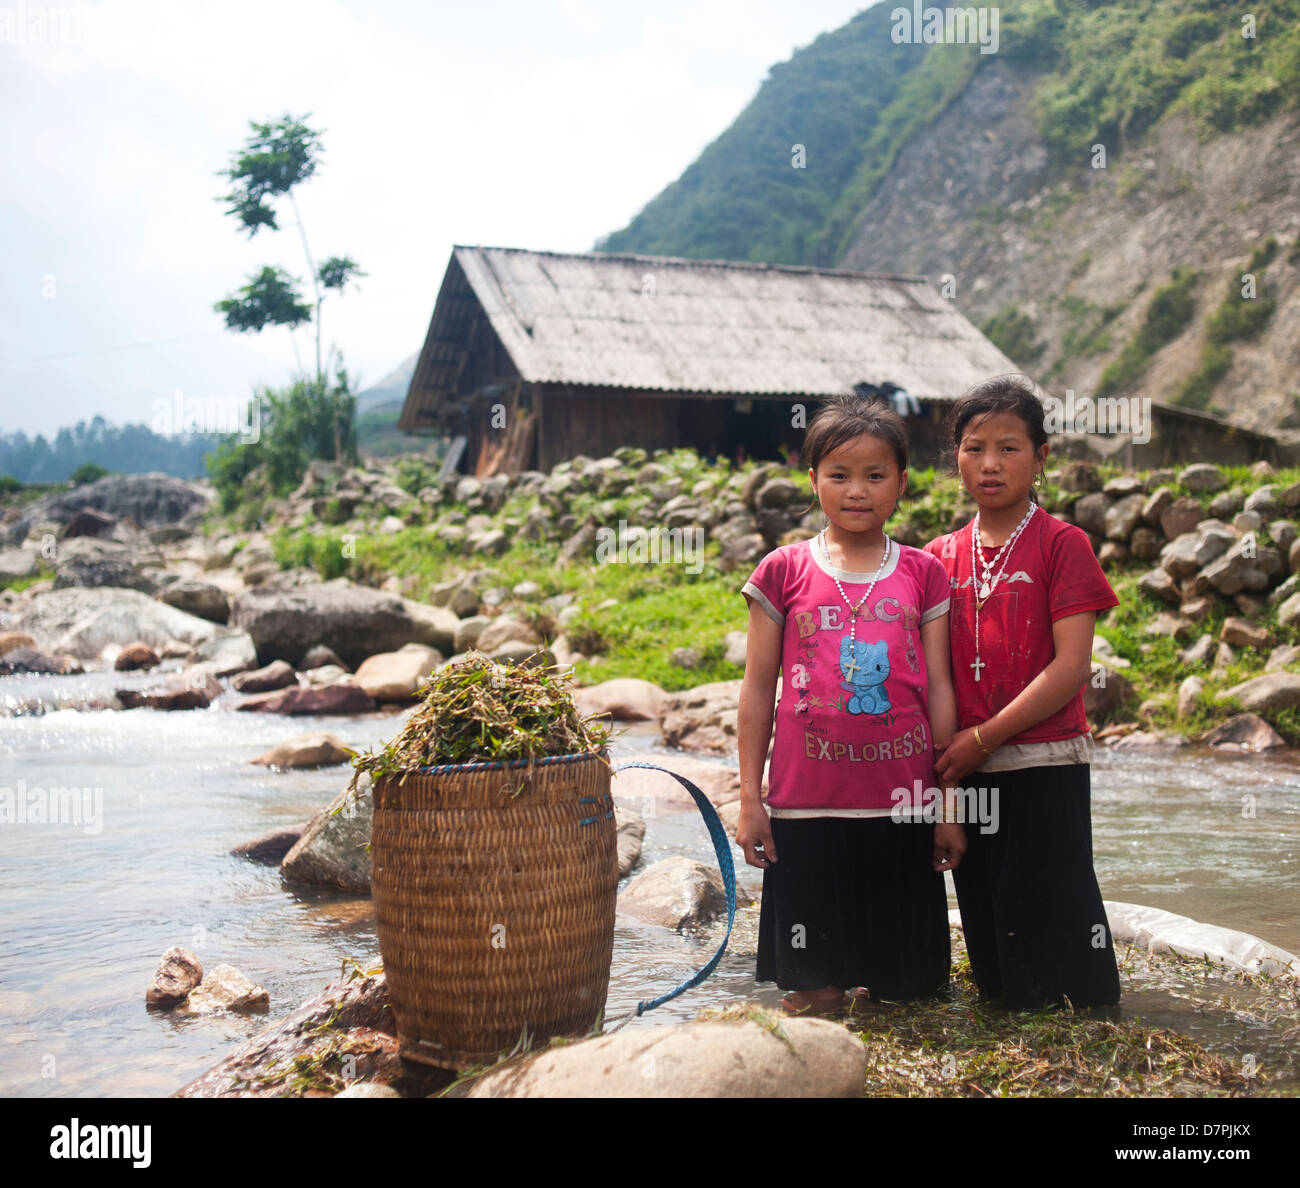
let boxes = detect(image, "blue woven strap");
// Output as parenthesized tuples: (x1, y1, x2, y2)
(606, 761, 738, 1022)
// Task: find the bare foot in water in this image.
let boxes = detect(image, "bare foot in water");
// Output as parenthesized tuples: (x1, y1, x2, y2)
(780, 986, 849, 1015)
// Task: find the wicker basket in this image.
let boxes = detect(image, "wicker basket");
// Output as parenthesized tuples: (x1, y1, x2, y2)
(370, 749, 617, 1069)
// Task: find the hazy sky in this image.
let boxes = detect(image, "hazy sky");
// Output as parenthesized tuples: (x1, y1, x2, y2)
(0, 0, 870, 438)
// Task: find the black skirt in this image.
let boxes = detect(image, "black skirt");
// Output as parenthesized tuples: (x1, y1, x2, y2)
(755, 815, 950, 1000)
(952, 763, 1121, 1010)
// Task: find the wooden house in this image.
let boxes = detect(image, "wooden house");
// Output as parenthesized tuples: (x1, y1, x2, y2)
(398, 246, 1026, 475)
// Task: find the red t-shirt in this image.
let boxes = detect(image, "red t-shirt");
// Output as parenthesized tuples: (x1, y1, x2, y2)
(922, 511, 1117, 744)
(741, 538, 951, 810)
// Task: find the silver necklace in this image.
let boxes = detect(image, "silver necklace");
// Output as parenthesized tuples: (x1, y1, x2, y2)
(818, 529, 891, 644)
(968, 504, 1036, 683)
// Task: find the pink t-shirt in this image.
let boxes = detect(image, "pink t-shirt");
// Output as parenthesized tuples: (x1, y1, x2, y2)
(741, 537, 951, 812)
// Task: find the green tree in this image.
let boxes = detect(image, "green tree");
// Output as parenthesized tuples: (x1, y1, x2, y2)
(214, 113, 366, 461)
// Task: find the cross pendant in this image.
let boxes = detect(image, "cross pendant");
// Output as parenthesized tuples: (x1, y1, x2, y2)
(970, 657, 985, 682)
(843, 654, 860, 680)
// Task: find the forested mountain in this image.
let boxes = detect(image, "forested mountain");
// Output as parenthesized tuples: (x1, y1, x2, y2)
(598, 0, 1300, 438)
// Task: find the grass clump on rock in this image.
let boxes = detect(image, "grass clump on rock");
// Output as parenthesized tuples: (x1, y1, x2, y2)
(346, 652, 616, 796)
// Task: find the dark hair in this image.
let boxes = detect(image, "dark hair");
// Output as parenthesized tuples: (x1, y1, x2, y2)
(944, 373, 1048, 499)
(795, 395, 908, 518)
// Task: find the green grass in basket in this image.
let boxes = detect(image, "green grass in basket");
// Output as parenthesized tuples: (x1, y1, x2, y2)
(346, 652, 616, 796)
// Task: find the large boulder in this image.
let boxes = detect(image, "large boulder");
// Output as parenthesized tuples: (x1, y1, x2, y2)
(660, 680, 743, 755)
(187, 630, 259, 677)
(1104, 493, 1146, 541)
(573, 678, 668, 723)
(231, 659, 298, 693)
(230, 825, 306, 864)
(353, 643, 442, 702)
(15, 587, 218, 664)
(618, 857, 727, 930)
(1203, 713, 1285, 751)
(466, 1014, 866, 1098)
(250, 732, 353, 769)
(175, 973, 416, 1098)
(280, 774, 373, 893)
(117, 670, 223, 711)
(1159, 497, 1205, 541)
(157, 578, 230, 623)
(0, 547, 41, 583)
(1178, 463, 1226, 493)
(5, 472, 210, 546)
(235, 683, 376, 716)
(230, 579, 451, 667)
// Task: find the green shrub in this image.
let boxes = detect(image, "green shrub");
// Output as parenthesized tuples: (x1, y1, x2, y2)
(1097, 268, 1199, 395)
(69, 462, 109, 486)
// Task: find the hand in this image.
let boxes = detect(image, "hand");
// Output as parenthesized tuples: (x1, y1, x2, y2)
(934, 726, 990, 787)
(735, 800, 778, 869)
(932, 822, 966, 872)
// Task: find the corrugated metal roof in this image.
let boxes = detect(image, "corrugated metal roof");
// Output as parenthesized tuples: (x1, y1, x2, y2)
(402, 245, 1022, 427)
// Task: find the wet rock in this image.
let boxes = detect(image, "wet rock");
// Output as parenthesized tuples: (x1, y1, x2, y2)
(0, 630, 37, 656)
(615, 802, 645, 878)
(301, 664, 352, 687)
(660, 679, 742, 754)
(16, 587, 218, 663)
(300, 645, 348, 672)
(618, 857, 726, 930)
(250, 732, 353, 770)
(1178, 463, 1226, 493)
(334, 1082, 402, 1099)
(177, 964, 270, 1015)
(188, 629, 259, 677)
(573, 678, 668, 723)
(230, 825, 306, 864)
(1220, 673, 1300, 713)
(1204, 714, 1285, 752)
(117, 669, 223, 711)
(113, 642, 161, 671)
(354, 643, 442, 702)
(0, 646, 82, 675)
(236, 683, 376, 716)
(158, 578, 230, 624)
(146, 946, 203, 1010)
(610, 754, 740, 813)
(230, 579, 452, 668)
(280, 773, 373, 893)
(176, 974, 437, 1099)
(232, 659, 298, 693)
(466, 1014, 866, 1099)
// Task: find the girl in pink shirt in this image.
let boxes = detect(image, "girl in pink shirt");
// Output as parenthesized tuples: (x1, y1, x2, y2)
(737, 395, 964, 1015)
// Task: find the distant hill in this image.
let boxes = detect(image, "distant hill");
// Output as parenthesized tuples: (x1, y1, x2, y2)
(355, 352, 418, 413)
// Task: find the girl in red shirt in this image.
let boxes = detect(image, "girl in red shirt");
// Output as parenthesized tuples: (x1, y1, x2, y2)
(737, 395, 966, 1015)
(923, 374, 1121, 1010)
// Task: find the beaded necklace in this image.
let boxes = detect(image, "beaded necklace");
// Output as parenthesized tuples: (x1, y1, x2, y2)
(968, 503, 1036, 684)
(818, 528, 892, 645)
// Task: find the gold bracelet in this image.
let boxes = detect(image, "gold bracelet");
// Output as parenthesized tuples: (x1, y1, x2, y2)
(973, 725, 993, 755)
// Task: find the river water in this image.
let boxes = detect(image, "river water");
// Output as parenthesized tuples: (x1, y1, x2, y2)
(1, 668, 1297, 1097)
